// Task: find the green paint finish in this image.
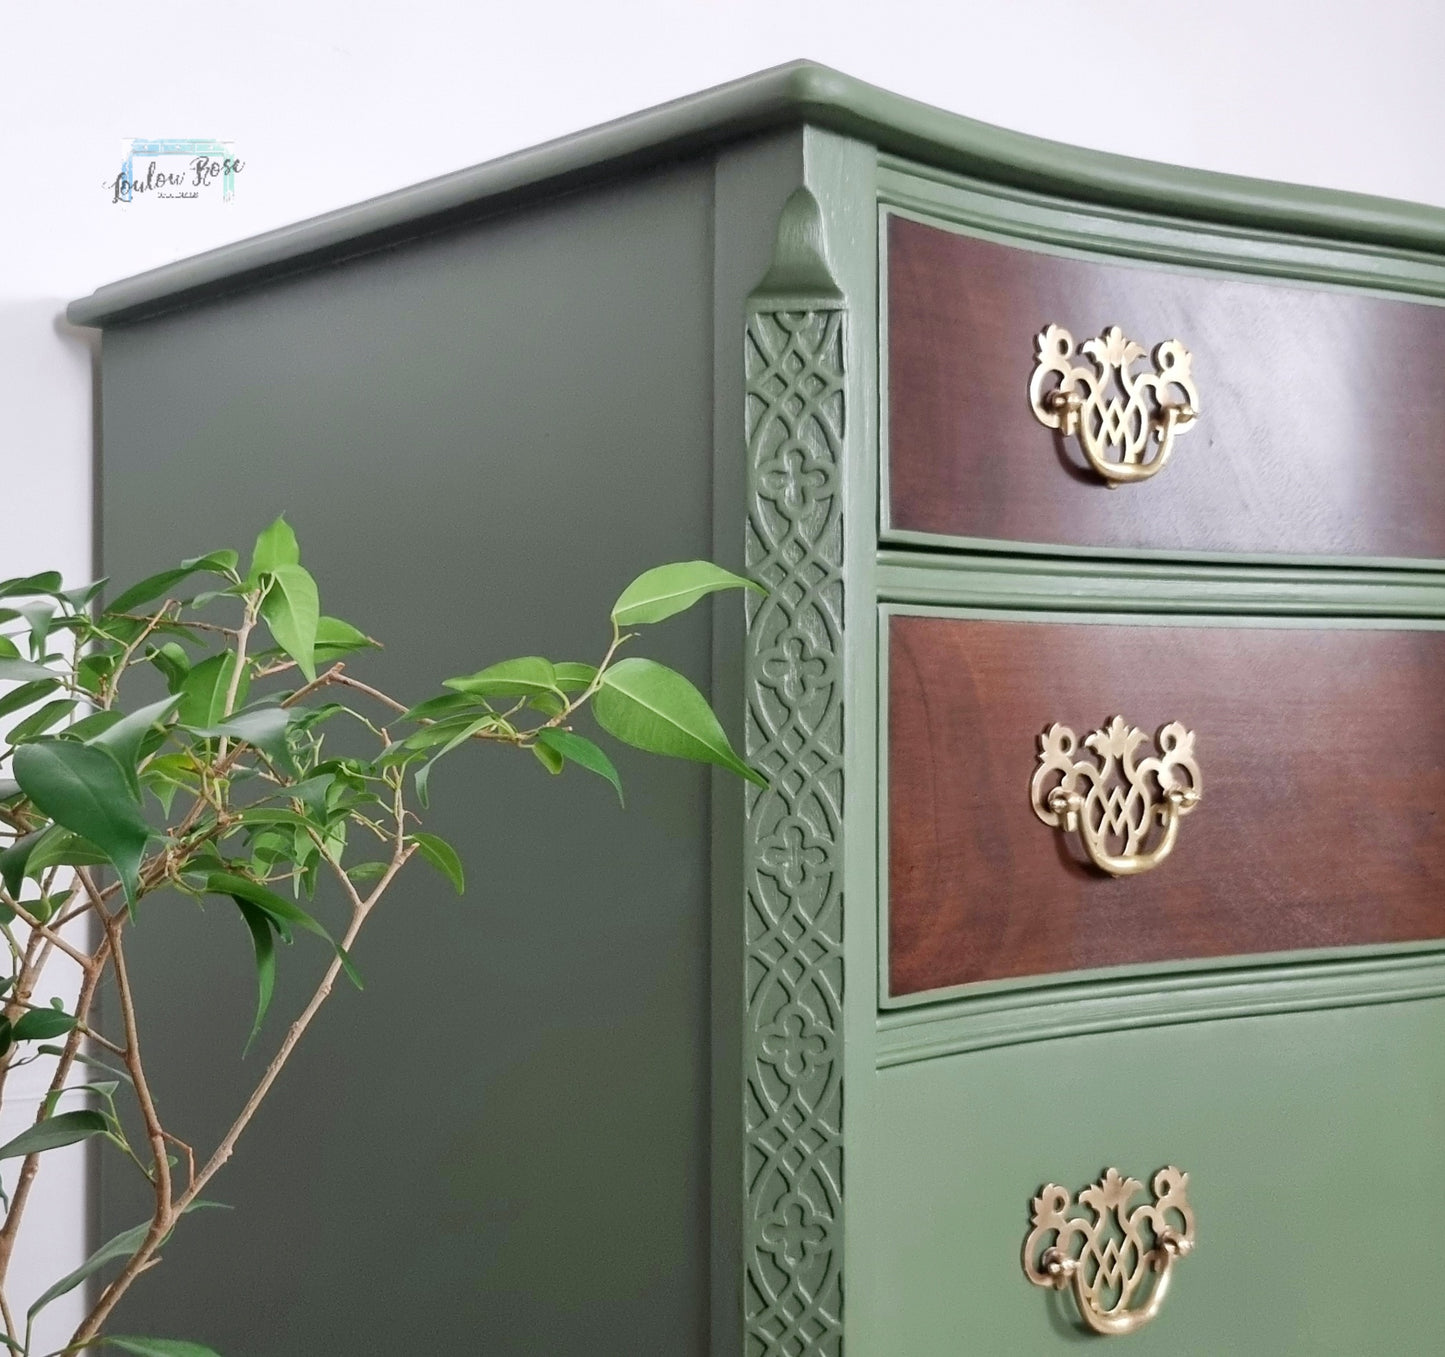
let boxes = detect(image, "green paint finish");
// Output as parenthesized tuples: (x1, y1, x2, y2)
(878, 169, 1445, 301)
(876, 945, 1445, 1065)
(96, 164, 720, 1356)
(68, 62, 1445, 328)
(878, 552, 1445, 616)
(864, 1000, 1445, 1354)
(742, 185, 847, 1356)
(76, 64, 1445, 1357)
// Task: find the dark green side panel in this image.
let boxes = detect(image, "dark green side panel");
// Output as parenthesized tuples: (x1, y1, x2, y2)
(98, 164, 717, 1355)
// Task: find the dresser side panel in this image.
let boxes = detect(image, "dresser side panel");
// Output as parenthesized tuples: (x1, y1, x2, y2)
(97, 163, 717, 1355)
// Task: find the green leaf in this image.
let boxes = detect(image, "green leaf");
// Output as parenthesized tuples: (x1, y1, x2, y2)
(0, 635, 18, 659)
(207, 871, 360, 989)
(177, 653, 249, 728)
(610, 560, 762, 626)
(64, 711, 122, 741)
(396, 713, 501, 752)
(0, 571, 62, 600)
(535, 729, 624, 806)
(75, 652, 117, 696)
(29, 1202, 228, 1322)
(150, 640, 192, 690)
(12, 1008, 75, 1042)
(190, 705, 294, 772)
(444, 657, 557, 698)
(25, 827, 111, 878)
(407, 832, 464, 894)
(62, 576, 110, 609)
(206, 872, 329, 944)
(233, 806, 314, 832)
(106, 1339, 225, 1357)
(36, 1044, 133, 1085)
(29, 1221, 149, 1320)
(140, 752, 197, 814)
(282, 775, 333, 820)
(234, 899, 277, 1051)
(400, 692, 482, 724)
(528, 691, 567, 718)
(0, 656, 58, 683)
(89, 695, 183, 796)
(0, 678, 58, 721)
(552, 662, 598, 692)
(259, 563, 320, 682)
(533, 742, 564, 774)
(314, 615, 376, 661)
(0, 1108, 107, 1159)
(5, 698, 77, 742)
(105, 551, 238, 614)
(595, 657, 765, 788)
(11, 742, 152, 903)
(18, 602, 54, 657)
(248, 516, 301, 583)
(0, 830, 44, 899)
(410, 716, 496, 808)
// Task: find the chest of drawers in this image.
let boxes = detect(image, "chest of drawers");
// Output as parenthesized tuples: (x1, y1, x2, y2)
(70, 62, 1445, 1355)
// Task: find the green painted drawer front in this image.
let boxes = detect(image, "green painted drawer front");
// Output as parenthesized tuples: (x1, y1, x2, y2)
(864, 999, 1445, 1355)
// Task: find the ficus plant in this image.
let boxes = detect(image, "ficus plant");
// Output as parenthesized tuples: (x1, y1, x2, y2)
(0, 518, 763, 1357)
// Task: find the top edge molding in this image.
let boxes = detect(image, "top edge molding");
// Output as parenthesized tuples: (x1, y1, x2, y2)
(68, 60, 1445, 327)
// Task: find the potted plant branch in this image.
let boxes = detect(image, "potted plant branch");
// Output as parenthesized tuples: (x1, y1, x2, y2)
(0, 518, 763, 1357)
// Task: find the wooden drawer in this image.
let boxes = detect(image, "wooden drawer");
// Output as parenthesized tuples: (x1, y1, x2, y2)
(884, 213, 1445, 562)
(866, 999, 1445, 1356)
(885, 611, 1445, 1001)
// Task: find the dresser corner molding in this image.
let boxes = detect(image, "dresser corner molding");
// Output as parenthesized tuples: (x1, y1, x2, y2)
(741, 189, 847, 1355)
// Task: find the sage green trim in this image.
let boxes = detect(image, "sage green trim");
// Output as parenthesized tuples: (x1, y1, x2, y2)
(711, 129, 810, 1357)
(875, 946, 1445, 1067)
(69, 61, 1445, 328)
(811, 129, 882, 1357)
(881, 527, 1445, 576)
(879, 168, 1445, 300)
(743, 183, 846, 1357)
(877, 551, 1445, 616)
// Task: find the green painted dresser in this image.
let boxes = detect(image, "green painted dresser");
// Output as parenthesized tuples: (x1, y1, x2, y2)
(70, 62, 1445, 1355)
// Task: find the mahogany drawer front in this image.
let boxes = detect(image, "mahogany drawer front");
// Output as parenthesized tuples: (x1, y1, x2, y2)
(885, 213, 1445, 561)
(885, 612, 1445, 1000)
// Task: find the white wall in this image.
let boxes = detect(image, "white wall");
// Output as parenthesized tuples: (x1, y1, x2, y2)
(5, 0, 1445, 1348)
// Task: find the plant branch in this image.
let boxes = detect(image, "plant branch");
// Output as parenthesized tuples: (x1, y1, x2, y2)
(0, 935, 108, 1292)
(68, 823, 418, 1348)
(68, 921, 171, 1347)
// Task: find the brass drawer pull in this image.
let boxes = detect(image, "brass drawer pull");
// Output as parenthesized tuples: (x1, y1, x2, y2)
(1023, 1167, 1195, 1337)
(1028, 324, 1199, 485)
(1030, 717, 1201, 876)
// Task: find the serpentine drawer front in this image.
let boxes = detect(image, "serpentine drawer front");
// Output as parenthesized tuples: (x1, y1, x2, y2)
(885, 213, 1445, 560)
(886, 612, 1445, 998)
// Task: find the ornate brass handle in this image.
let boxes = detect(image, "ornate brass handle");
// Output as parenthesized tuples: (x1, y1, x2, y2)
(1030, 717, 1201, 877)
(1028, 324, 1199, 485)
(1024, 1167, 1195, 1337)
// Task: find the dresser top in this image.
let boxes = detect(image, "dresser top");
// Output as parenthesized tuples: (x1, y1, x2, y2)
(68, 59, 1445, 328)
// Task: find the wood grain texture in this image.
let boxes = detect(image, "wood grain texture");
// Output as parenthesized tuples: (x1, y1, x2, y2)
(886, 214, 1445, 558)
(887, 614, 1445, 996)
